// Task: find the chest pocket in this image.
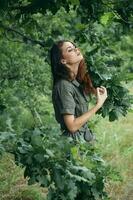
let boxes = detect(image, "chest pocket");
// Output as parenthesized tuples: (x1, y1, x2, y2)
(74, 88, 88, 117)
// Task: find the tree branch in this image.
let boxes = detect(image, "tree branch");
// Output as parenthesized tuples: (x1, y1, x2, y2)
(0, 21, 45, 47)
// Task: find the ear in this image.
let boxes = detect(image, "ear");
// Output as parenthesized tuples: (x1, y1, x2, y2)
(61, 59, 67, 64)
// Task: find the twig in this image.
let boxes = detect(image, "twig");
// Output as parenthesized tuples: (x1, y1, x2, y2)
(0, 21, 45, 47)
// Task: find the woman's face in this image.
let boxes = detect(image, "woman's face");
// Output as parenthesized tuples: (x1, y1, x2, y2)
(60, 42, 83, 65)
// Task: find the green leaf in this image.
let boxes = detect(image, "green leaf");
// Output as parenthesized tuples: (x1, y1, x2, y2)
(46, 149, 54, 157)
(31, 135, 43, 147)
(34, 153, 45, 162)
(66, 170, 90, 183)
(68, 0, 80, 5)
(100, 12, 114, 25)
(109, 109, 119, 121)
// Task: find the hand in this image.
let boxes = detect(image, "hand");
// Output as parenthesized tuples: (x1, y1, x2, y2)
(96, 86, 108, 108)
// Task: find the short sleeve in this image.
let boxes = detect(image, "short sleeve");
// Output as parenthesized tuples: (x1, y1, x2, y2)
(56, 80, 76, 115)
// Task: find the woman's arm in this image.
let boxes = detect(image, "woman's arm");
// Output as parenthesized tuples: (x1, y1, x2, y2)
(63, 86, 107, 133)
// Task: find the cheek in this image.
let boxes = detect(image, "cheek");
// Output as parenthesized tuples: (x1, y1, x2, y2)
(65, 53, 76, 61)
(69, 54, 83, 63)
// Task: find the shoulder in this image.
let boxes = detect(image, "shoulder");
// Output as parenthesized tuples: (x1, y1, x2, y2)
(57, 79, 72, 87)
(55, 79, 73, 91)
(53, 79, 74, 98)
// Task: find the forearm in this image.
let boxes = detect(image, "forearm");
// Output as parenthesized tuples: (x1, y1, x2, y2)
(64, 104, 100, 133)
(74, 104, 100, 130)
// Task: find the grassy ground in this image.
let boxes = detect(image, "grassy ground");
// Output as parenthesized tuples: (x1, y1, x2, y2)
(0, 154, 47, 200)
(94, 112, 133, 200)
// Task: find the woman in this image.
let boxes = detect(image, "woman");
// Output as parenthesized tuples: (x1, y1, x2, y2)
(50, 40, 107, 142)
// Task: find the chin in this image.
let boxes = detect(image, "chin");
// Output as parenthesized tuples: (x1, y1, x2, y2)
(79, 55, 83, 62)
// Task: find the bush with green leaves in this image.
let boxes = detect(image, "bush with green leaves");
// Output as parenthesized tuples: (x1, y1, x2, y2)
(0, 131, 17, 157)
(14, 126, 113, 200)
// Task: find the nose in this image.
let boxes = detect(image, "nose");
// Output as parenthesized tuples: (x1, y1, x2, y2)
(75, 48, 80, 55)
(75, 48, 80, 52)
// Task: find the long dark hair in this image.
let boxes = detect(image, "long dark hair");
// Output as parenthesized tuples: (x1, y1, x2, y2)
(50, 40, 96, 95)
(50, 40, 71, 85)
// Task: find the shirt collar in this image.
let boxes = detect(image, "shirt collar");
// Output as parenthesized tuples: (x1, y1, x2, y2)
(71, 79, 88, 101)
(71, 79, 80, 87)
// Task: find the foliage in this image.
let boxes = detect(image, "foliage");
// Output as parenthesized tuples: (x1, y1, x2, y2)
(0, 0, 132, 26)
(0, 39, 53, 132)
(81, 21, 132, 121)
(14, 126, 112, 200)
(0, 131, 17, 157)
(0, 4, 132, 124)
(0, 1, 133, 199)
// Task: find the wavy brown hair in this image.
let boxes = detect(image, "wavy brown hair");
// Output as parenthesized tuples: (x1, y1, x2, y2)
(50, 40, 96, 95)
(77, 59, 96, 95)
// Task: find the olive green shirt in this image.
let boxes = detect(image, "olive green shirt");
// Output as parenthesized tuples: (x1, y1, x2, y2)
(52, 79, 90, 139)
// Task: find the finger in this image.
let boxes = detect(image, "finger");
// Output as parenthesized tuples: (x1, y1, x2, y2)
(98, 87, 105, 95)
(99, 88, 104, 93)
(100, 86, 106, 90)
(102, 87, 107, 97)
(100, 86, 107, 94)
(96, 87, 100, 95)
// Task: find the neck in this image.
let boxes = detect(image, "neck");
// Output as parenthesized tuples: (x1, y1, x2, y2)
(67, 63, 79, 79)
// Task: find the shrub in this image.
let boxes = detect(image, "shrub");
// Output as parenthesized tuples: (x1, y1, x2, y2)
(14, 126, 111, 200)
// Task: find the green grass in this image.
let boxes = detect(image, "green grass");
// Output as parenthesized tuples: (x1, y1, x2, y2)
(93, 112, 133, 200)
(0, 154, 47, 200)
(93, 82, 133, 200)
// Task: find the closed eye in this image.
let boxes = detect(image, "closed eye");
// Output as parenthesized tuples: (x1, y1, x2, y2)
(68, 49, 74, 52)
(67, 47, 77, 52)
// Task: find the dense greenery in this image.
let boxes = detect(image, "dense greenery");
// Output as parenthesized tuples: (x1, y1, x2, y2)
(0, 0, 133, 199)
(14, 126, 111, 200)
